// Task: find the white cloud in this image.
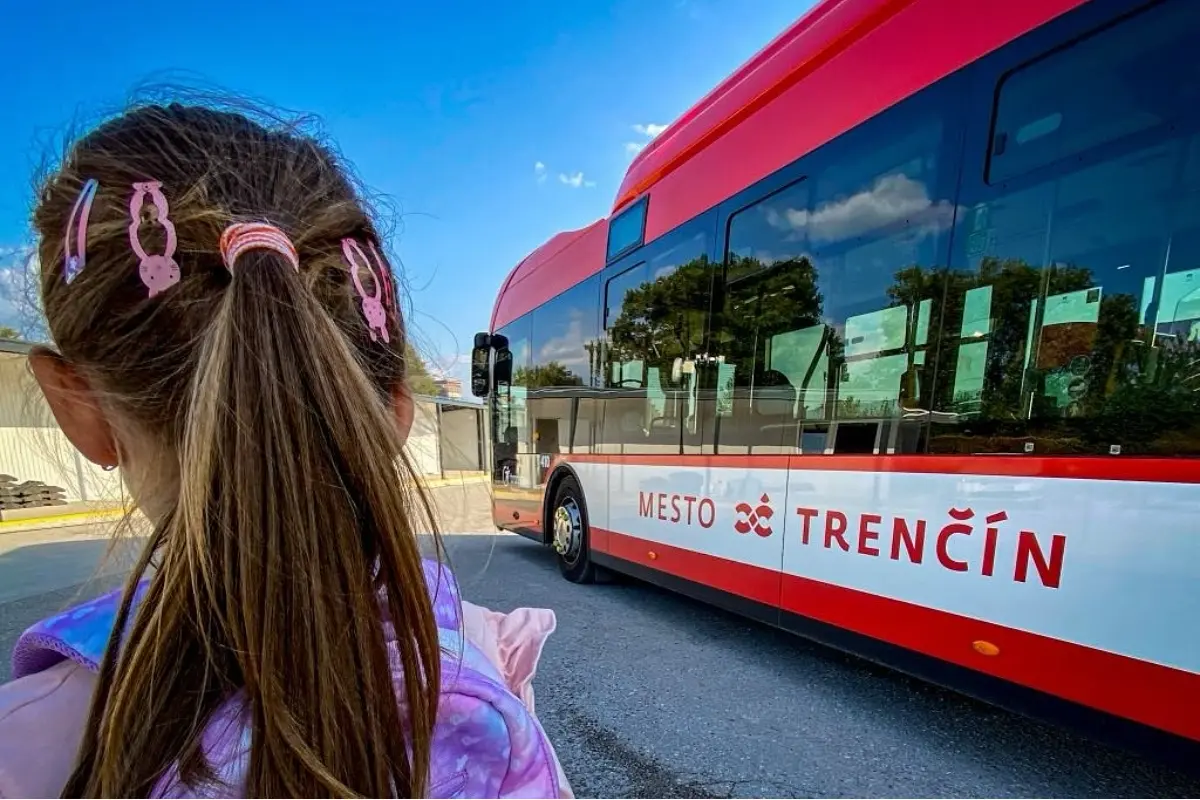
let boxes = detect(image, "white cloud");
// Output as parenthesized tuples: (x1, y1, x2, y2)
(633, 123, 667, 138)
(537, 314, 592, 374)
(534, 161, 547, 184)
(558, 172, 595, 189)
(624, 141, 646, 156)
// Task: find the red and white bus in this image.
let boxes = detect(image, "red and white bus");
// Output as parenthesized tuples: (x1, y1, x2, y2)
(472, 0, 1200, 760)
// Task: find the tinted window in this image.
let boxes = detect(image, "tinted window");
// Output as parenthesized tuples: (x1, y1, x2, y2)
(933, 0, 1200, 458)
(712, 108, 956, 454)
(602, 224, 712, 453)
(934, 129, 1200, 456)
(526, 277, 601, 481)
(607, 198, 647, 261)
(530, 276, 600, 388)
(989, 0, 1200, 183)
(605, 230, 710, 390)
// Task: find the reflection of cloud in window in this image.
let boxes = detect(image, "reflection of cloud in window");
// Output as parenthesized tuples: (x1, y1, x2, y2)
(765, 173, 958, 244)
(510, 338, 531, 364)
(538, 313, 591, 371)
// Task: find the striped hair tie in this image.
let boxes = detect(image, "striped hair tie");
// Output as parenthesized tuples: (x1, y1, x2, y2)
(219, 222, 299, 273)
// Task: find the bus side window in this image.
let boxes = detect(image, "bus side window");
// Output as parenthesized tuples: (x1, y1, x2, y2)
(528, 275, 600, 470)
(988, 0, 1200, 185)
(606, 198, 648, 262)
(712, 89, 958, 455)
(933, 0, 1200, 457)
(601, 225, 712, 454)
(715, 175, 818, 454)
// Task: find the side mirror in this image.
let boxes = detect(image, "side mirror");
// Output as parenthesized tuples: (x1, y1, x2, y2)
(471, 333, 491, 398)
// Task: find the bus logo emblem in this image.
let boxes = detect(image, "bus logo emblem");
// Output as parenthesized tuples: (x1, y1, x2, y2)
(734, 494, 775, 537)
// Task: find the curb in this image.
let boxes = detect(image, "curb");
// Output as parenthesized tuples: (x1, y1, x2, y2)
(0, 508, 130, 534)
(421, 474, 490, 489)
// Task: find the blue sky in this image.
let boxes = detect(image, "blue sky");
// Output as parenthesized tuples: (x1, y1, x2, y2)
(0, 0, 805, 383)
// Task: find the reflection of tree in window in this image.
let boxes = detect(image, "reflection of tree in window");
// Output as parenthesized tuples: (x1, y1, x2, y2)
(932, 132, 1200, 454)
(606, 258, 711, 378)
(531, 276, 599, 389)
(715, 114, 955, 440)
(516, 362, 580, 388)
(604, 229, 711, 441)
(808, 122, 950, 421)
(718, 254, 825, 415)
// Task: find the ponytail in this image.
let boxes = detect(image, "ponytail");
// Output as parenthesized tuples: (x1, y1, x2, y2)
(65, 246, 441, 797)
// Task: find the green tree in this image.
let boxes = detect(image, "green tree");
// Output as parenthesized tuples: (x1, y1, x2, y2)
(0, 326, 20, 341)
(405, 344, 440, 396)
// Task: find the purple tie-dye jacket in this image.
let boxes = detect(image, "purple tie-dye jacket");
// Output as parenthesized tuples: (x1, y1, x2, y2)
(10, 559, 561, 799)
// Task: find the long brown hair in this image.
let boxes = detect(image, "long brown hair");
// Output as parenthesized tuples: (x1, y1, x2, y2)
(32, 102, 443, 797)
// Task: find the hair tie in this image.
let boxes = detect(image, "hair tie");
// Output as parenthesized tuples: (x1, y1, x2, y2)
(220, 222, 300, 273)
(64, 179, 98, 284)
(128, 181, 181, 298)
(342, 238, 390, 344)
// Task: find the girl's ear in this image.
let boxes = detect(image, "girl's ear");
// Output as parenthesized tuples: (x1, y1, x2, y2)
(393, 382, 415, 446)
(29, 346, 120, 469)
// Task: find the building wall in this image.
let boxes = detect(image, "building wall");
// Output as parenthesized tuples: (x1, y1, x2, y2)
(0, 353, 124, 503)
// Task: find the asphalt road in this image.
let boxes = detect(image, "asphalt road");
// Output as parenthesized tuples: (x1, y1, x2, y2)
(445, 534, 1200, 799)
(1, 490, 1197, 798)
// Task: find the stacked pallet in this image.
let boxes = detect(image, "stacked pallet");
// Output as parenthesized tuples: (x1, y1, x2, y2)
(0, 474, 68, 510)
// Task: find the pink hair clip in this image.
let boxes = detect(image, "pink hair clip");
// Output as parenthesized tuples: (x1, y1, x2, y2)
(63, 179, 98, 284)
(342, 238, 390, 344)
(128, 181, 181, 298)
(219, 222, 299, 273)
(367, 241, 397, 318)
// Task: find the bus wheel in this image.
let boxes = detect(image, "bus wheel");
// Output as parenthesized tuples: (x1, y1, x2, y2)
(551, 477, 595, 584)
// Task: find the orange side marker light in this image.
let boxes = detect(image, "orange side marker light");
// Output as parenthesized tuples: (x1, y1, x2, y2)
(648, 551, 658, 560)
(972, 640, 1000, 657)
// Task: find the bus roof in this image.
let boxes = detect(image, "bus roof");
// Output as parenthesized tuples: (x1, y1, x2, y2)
(490, 220, 607, 335)
(491, 0, 1086, 331)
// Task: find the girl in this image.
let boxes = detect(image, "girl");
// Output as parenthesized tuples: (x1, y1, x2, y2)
(0, 102, 567, 798)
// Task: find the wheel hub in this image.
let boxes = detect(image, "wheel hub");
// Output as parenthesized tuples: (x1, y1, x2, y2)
(553, 498, 582, 561)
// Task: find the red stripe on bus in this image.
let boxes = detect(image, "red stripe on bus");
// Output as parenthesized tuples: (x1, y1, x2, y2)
(596, 526, 782, 607)
(777, 573, 1200, 743)
(565, 453, 1200, 484)
(593, 527, 1200, 741)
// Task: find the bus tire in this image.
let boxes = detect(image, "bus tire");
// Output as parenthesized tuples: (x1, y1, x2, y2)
(551, 476, 595, 584)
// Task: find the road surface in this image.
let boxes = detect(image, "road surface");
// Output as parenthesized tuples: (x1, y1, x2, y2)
(1, 484, 1196, 798)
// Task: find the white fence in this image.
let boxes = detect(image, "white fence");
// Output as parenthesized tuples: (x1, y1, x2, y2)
(0, 344, 484, 511)
(0, 350, 123, 505)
